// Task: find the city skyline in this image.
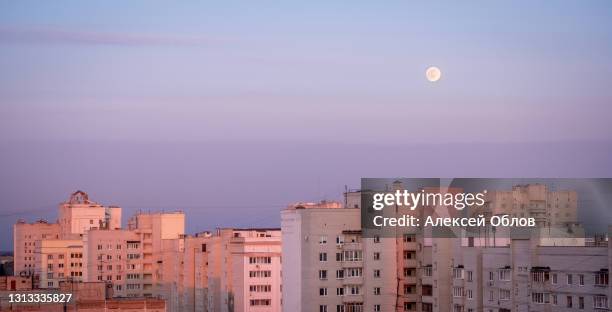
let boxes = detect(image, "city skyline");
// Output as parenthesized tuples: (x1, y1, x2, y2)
(2, 1, 612, 253)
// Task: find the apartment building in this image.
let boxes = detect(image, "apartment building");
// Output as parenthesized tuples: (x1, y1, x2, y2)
(443, 234, 612, 312)
(282, 200, 398, 312)
(282, 183, 610, 312)
(206, 228, 282, 312)
(14, 191, 282, 312)
(85, 212, 185, 300)
(14, 191, 121, 284)
(484, 184, 577, 227)
(58, 190, 121, 238)
(38, 239, 85, 288)
(13, 219, 60, 277)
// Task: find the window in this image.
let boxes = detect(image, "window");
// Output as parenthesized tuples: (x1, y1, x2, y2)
(552, 273, 557, 284)
(249, 257, 272, 264)
(374, 304, 381, 312)
(489, 271, 494, 281)
(404, 284, 416, 295)
(567, 296, 573, 308)
(403, 251, 416, 259)
(467, 289, 473, 299)
(319, 236, 327, 244)
(567, 274, 573, 285)
(249, 270, 272, 278)
(403, 234, 415, 242)
(579, 274, 584, 286)
(531, 270, 549, 283)
(594, 295, 608, 309)
(249, 285, 272, 292)
(499, 289, 510, 300)
(579, 296, 584, 309)
(532, 293, 549, 304)
(336, 252, 344, 261)
(249, 299, 271, 306)
(319, 270, 328, 280)
(319, 253, 327, 262)
(423, 266, 432, 277)
(346, 268, 362, 277)
(347, 285, 361, 295)
(128, 254, 140, 259)
(373, 235, 380, 243)
(595, 272, 609, 286)
(404, 268, 415, 277)
(47, 255, 53, 260)
(373, 287, 381, 295)
(467, 271, 473, 282)
(498, 269, 511, 281)
(319, 305, 328, 312)
(336, 236, 344, 244)
(403, 302, 415, 311)
(336, 287, 344, 296)
(343, 250, 362, 262)
(373, 252, 380, 260)
(320, 288, 328, 296)
(453, 287, 463, 297)
(373, 270, 380, 278)
(336, 270, 345, 279)
(336, 305, 345, 312)
(453, 268, 464, 279)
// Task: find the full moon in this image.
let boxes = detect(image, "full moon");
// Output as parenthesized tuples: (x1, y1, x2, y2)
(426, 66, 441, 82)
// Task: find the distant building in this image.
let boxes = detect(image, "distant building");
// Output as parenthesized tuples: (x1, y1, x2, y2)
(13, 191, 282, 312)
(13, 219, 60, 278)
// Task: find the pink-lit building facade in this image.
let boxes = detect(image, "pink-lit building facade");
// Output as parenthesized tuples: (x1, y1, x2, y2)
(13, 191, 283, 312)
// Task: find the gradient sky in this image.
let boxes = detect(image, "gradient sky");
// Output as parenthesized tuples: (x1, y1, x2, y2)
(1, 1, 612, 250)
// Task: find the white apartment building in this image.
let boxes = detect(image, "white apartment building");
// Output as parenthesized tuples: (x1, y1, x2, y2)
(281, 200, 397, 312)
(85, 212, 185, 301)
(207, 228, 282, 312)
(282, 184, 611, 312)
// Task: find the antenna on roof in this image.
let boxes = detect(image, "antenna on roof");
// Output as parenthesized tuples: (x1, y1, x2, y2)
(344, 185, 348, 208)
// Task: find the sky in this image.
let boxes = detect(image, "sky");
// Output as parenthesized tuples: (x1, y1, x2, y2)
(1, 1, 612, 250)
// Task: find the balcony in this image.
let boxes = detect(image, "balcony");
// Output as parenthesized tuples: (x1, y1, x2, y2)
(342, 294, 364, 303)
(403, 242, 418, 250)
(403, 276, 418, 284)
(342, 261, 363, 268)
(341, 242, 362, 251)
(342, 276, 364, 285)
